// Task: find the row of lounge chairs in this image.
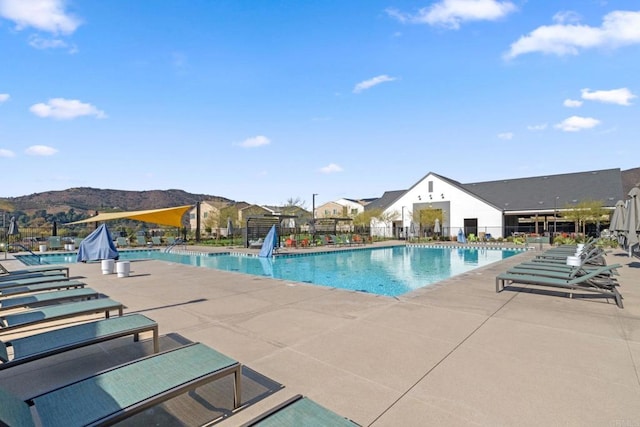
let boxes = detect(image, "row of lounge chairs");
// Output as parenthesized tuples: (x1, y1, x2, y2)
(0, 263, 359, 425)
(496, 242, 624, 308)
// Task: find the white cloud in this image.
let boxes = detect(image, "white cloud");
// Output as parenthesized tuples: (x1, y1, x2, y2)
(353, 75, 396, 93)
(386, 0, 516, 30)
(552, 11, 582, 25)
(0, 149, 15, 157)
(234, 135, 271, 148)
(28, 34, 76, 52)
(563, 99, 583, 108)
(554, 116, 601, 132)
(0, 93, 9, 103)
(0, 0, 81, 34)
(25, 145, 58, 156)
(319, 163, 343, 174)
(29, 98, 106, 120)
(505, 10, 640, 59)
(527, 123, 548, 131)
(581, 87, 636, 105)
(497, 132, 513, 140)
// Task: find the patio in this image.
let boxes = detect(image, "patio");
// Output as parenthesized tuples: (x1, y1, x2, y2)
(1, 243, 639, 426)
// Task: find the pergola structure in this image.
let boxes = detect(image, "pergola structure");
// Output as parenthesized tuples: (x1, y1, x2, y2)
(245, 214, 297, 248)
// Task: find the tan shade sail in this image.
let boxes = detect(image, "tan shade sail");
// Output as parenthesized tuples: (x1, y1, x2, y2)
(66, 205, 193, 228)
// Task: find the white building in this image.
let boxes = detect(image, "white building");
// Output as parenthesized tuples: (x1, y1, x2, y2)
(366, 169, 624, 240)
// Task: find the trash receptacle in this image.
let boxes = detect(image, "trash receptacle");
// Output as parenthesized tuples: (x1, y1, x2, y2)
(116, 261, 130, 278)
(101, 259, 115, 275)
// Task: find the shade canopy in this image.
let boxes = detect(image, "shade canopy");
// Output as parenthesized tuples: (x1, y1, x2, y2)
(7, 216, 19, 235)
(624, 187, 640, 252)
(259, 225, 278, 258)
(610, 200, 626, 233)
(66, 205, 193, 228)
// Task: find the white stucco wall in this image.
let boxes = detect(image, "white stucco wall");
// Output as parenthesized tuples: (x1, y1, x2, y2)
(335, 198, 365, 216)
(382, 173, 504, 238)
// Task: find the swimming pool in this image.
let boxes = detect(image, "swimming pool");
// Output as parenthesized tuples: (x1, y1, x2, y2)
(19, 246, 522, 297)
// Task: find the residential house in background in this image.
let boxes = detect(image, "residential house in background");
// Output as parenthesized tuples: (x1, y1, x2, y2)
(314, 201, 346, 219)
(188, 200, 230, 236)
(334, 198, 373, 218)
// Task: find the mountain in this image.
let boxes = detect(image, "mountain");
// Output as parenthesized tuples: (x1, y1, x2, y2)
(0, 187, 233, 216)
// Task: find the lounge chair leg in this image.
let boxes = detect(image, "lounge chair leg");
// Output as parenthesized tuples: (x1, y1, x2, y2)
(615, 289, 624, 309)
(153, 331, 159, 353)
(233, 365, 242, 409)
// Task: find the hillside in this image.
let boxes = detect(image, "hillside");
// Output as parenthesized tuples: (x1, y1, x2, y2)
(0, 187, 233, 216)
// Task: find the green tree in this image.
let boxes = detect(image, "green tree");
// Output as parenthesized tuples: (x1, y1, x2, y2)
(282, 197, 305, 212)
(202, 209, 220, 236)
(219, 205, 238, 228)
(561, 200, 608, 235)
(417, 208, 444, 234)
(353, 209, 380, 229)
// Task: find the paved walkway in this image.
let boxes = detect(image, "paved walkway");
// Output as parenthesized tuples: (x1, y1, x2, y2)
(1, 243, 639, 426)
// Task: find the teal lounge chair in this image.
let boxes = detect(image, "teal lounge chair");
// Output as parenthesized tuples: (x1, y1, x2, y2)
(0, 270, 64, 283)
(0, 314, 158, 370)
(0, 298, 123, 333)
(151, 236, 162, 246)
(0, 275, 68, 290)
(496, 268, 623, 308)
(116, 237, 128, 248)
(241, 394, 360, 426)
(0, 342, 241, 427)
(0, 288, 99, 312)
(0, 280, 86, 298)
(136, 235, 147, 247)
(249, 238, 264, 249)
(510, 262, 620, 278)
(0, 264, 69, 278)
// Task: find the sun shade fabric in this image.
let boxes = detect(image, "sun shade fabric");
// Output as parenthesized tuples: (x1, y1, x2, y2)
(77, 224, 119, 262)
(259, 225, 278, 258)
(65, 205, 192, 228)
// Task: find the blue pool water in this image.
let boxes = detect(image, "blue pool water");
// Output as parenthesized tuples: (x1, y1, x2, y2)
(20, 246, 521, 296)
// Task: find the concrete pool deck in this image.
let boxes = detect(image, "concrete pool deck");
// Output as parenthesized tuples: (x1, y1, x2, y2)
(1, 242, 639, 425)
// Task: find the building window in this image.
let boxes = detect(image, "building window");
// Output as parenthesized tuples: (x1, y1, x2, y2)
(203, 212, 208, 218)
(428, 181, 433, 193)
(351, 209, 358, 215)
(190, 213, 195, 219)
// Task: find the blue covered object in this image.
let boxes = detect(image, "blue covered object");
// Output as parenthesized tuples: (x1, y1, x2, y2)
(457, 229, 466, 244)
(77, 224, 119, 262)
(258, 225, 278, 258)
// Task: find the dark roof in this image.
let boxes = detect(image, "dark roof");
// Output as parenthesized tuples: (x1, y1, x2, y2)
(364, 190, 406, 211)
(622, 167, 640, 195)
(342, 197, 377, 205)
(462, 168, 623, 211)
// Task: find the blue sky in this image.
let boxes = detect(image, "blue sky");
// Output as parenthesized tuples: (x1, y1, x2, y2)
(1, 1, 639, 208)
